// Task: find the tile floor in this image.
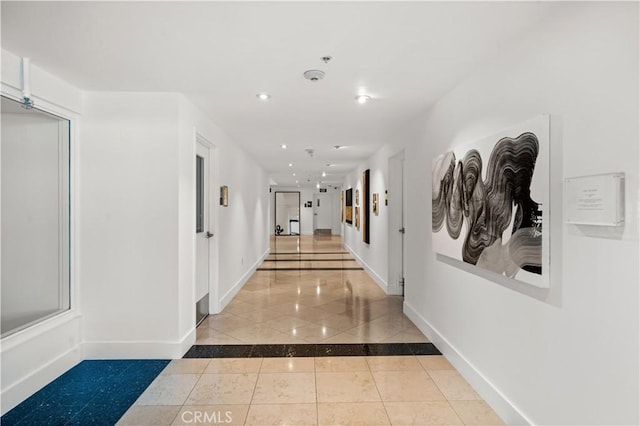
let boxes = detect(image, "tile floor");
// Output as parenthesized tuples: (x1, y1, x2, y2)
(196, 236, 429, 345)
(118, 356, 504, 425)
(118, 235, 504, 425)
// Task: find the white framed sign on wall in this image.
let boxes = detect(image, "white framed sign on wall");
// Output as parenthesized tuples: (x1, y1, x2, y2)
(565, 173, 625, 226)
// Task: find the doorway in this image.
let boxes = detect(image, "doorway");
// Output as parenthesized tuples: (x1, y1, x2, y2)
(274, 191, 300, 236)
(313, 192, 332, 235)
(388, 153, 405, 296)
(195, 137, 214, 325)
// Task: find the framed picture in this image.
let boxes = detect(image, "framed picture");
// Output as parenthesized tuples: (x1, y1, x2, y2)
(362, 169, 370, 243)
(345, 188, 353, 225)
(341, 191, 345, 222)
(220, 185, 229, 207)
(432, 115, 550, 288)
(355, 189, 359, 206)
(355, 206, 360, 229)
(373, 193, 379, 215)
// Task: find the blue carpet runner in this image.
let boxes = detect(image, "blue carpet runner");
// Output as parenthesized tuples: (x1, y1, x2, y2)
(1, 359, 169, 426)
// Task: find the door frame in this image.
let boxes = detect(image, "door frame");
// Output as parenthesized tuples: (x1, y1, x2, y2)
(313, 192, 332, 232)
(195, 132, 220, 315)
(388, 151, 405, 296)
(274, 191, 301, 236)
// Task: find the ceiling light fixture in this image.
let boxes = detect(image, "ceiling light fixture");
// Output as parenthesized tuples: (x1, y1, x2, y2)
(325, 163, 335, 167)
(281, 144, 287, 149)
(333, 145, 346, 150)
(322, 171, 327, 177)
(292, 173, 296, 176)
(256, 93, 271, 101)
(288, 163, 293, 167)
(356, 95, 371, 104)
(316, 182, 320, 189)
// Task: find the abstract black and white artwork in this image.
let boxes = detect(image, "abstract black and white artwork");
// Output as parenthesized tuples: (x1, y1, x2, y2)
(432, 115, 550, 288)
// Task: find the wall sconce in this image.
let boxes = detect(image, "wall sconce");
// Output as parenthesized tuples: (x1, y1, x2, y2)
(220, 186, 229, 207)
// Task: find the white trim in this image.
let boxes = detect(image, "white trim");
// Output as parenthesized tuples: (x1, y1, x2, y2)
(0, 312, 82, 415)
(1, 346, 81, 415)
(82, 327, 196, 360)
(344, 243, 392, 294)
(219, 248, 270, 310)
(403, 301, 532, 426)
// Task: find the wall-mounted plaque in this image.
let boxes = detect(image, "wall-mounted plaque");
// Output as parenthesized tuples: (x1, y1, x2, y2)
(565, 172, 625, 226)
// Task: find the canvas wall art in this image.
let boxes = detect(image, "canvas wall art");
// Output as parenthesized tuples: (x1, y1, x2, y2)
(362, 169, 370, 244)
(355, 206, 360, 229)
(373, 193, 379, 215)
(431, 115, 550, 288)
(345, 188, 353, 225)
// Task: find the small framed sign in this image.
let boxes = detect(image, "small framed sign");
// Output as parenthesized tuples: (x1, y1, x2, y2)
(565, 172, 624, 226)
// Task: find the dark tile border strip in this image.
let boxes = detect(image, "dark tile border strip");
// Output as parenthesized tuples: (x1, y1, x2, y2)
(269, 252, 350, 255)
(262, 259, 357, 262)
(183, 343, 440, 358)
(256, 267, 364, 271)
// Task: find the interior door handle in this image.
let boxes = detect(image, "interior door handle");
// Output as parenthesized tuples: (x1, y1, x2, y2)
(206, 231, 214, 239)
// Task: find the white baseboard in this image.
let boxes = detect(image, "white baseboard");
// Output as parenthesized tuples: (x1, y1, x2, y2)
(82, 326, 196, 360)
(1, 312, 83, 415)
(403, 301, 532, 425)
(344, 243, 391, 294)
(219, 248, 270, 310)
(1, 346, 81, 415)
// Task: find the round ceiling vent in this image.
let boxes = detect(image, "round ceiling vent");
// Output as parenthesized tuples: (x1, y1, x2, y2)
(303, 69, 325, 81)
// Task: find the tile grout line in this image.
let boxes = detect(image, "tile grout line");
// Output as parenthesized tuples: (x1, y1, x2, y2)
(244, 357, 264, 425)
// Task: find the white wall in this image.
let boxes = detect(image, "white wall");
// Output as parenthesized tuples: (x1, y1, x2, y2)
(79, 92, 270, 356)
(178, 96, 270, 316)
(343, 141, 403, 293)
(1, 49, 82, 415)
(79, 92, 183, 357)
(396, 3, 638, 424)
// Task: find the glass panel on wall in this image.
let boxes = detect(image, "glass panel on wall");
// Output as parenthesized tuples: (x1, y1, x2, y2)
(196, 155, 204, 233)
(1, 96, 71, 338)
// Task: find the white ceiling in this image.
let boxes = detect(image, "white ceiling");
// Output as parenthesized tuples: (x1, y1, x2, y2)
(1, 1, 556, 187)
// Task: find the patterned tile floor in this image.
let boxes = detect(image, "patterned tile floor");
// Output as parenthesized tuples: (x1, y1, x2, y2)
(196, 235, 428, 345)
(118, 356, 504, 425)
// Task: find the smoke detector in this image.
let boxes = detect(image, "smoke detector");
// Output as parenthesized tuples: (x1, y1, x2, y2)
(303, 70, 325, 82)
(305, 148, 315, 157)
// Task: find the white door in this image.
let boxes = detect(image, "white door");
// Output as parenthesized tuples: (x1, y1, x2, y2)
(314, 193, 332, 230)
(388, 155, 405, 296)
(195, 142, 212, 324)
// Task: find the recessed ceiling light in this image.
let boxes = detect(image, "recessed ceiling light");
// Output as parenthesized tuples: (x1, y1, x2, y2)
(316, 182, 320, 189)
(281, 144, 287, 149)
(256, 93, 271, 101)
(322, 171, 327, 177)
(355, 95, 371, 104)
(288, 163, 293, 167)
(292, 173, 296, 176)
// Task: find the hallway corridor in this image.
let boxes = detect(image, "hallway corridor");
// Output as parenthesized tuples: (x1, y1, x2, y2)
(196, 236, 427, 345)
